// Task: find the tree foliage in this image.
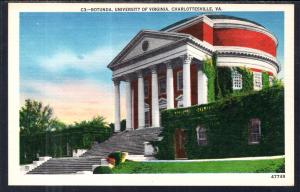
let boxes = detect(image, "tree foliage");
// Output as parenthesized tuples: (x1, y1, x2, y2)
(109, 119, 126, 132)
(20, 99, 57, 134)
(70, 116, 109, 131)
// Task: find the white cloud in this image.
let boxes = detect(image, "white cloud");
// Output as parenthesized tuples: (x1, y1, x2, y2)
(38, 45, 124, 72)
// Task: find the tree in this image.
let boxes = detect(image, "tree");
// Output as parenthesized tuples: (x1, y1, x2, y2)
(108, 119, 126, 132)
(120, 119, 126, 131)
(20, 99, 55, 134)
(70, 116, 110, 131)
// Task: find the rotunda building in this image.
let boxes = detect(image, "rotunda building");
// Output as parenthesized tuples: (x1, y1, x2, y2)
(108, 14, 280, 132)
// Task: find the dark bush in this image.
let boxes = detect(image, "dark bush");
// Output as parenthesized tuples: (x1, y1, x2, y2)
(93, 166, 112, 174)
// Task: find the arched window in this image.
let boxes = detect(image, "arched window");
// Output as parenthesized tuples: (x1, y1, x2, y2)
(196, 125, 207, 146)
(232, 70, 243, 90)
(248, 118, 261, 144)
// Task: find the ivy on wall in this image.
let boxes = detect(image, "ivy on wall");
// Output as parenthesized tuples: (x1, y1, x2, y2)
(262, 71, 270, 89)
(236, 67, 254, 93)
(154, 86, 284, 160)
(202, 54, 217, 103)
(215, 67, 232, 99)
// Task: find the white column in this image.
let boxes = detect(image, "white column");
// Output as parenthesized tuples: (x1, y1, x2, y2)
(151, 66, 160, 127)
(166, 62, 174, 109)
(182, 55, 192, 107)
(125, 79, 132, 130)
(137, 71, 145, 129)
(114, 80, 121, 132)
(197, 63, 208, 105)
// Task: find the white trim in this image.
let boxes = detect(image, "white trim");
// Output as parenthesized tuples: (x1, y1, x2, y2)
(214, 46, 277, 63)
(112, 44, 188, 78)
(138, 74, 145, 128)
(217, 55, 278, 76)
(112, 42, 278, 79)
(125, 81, 132, 130)
(108, 30, 193, 68)
(114, 82, 121, 132)
(166, 64, 175, 109)
(163, 15, 214, 32)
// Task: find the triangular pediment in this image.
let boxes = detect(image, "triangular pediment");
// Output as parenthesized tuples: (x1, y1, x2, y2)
(108, 30, 190, 69)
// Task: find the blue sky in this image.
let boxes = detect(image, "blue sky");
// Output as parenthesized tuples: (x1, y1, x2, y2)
(20, 11, 284, 124)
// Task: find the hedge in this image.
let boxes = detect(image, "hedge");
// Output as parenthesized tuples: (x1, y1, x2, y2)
(154, 86, 284, 160)
(20, 127, 112, 164)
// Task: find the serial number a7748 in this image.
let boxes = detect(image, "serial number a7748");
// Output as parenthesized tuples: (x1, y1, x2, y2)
(271, 174, 285, 178)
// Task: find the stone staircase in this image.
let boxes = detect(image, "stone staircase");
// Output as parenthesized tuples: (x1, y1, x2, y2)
(28, 156, 101, 174)
(82, 127, 162, 157)
(27, 127, 162, 174)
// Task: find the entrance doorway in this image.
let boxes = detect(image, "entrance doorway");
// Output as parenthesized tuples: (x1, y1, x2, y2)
(174, 128, 187, 159)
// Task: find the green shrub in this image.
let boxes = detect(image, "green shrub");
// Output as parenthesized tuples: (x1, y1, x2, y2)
(93, 166, 112, 174)
(108, 151, 122, 166)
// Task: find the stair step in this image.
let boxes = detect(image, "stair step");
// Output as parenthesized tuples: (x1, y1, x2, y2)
(27, 128, 161, 174)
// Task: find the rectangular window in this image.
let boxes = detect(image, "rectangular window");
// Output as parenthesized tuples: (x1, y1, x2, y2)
(144, 79, 149, 98)
(253, 72, 262, 91)
(269, 76, 273, 86)
(159, 77, 166, 95)
(248, 118, 261, 144)
(196, 126, 207, 146)
(177, 71, 183, 91)
(232, 70, 243, 90)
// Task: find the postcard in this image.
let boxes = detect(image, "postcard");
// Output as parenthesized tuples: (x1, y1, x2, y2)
(8, 2, 294, 186)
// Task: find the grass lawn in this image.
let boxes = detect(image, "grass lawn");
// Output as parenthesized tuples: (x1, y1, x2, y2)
(112, 158, 284, 173)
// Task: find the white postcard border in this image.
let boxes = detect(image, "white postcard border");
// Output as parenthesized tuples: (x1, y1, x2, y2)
(8, 3, 295, 186)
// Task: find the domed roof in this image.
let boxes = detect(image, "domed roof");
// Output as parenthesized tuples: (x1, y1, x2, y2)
(205, 14, 264, 27)
(161, 14, 265, 31)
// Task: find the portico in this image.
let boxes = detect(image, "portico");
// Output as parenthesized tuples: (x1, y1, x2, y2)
(108, 30, 212, 131)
